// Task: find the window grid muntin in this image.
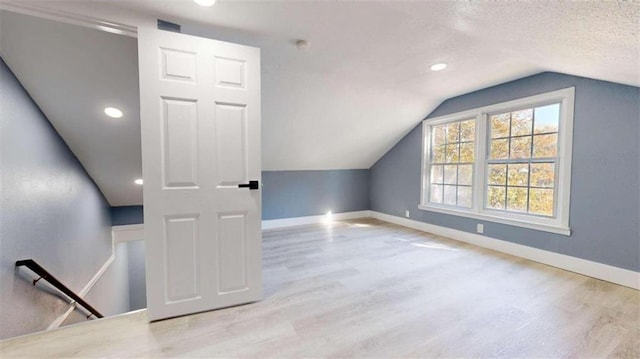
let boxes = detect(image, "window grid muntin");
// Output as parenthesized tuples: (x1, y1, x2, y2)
(485, 103, 560, 218)
(428, 119, 475, 208)
(419, 88, 574, 235)
(485, 166, 557, 219)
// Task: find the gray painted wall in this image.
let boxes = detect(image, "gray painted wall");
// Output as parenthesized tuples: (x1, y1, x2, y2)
(262, 170, 370, 220)
(112, 169, 371, 224)
(0, 58, 114, 339)
(370, 72, 640, 272)
(126, 240, 146, 310)
(111, 206, 143, 226)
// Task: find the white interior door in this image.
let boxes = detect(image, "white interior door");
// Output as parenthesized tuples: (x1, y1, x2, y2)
(138, 27, 262, 321)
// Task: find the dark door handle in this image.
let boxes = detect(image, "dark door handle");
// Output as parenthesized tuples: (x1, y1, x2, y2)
(238, 180, 259, 190)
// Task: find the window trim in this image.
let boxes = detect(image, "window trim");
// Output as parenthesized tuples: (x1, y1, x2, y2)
(419, 87, 575, 236)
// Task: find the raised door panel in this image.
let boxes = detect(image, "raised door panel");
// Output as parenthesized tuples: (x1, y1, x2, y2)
(215, 103, 247, 186)
(217, 213, 248, 294)
(161, 48, 197, 83)
(215, 57, 245, 89)
(164, 215, 200, 303)
(161, 98, 198, 188)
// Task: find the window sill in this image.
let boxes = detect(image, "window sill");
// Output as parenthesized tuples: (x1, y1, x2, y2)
(417, 204, 571, 236)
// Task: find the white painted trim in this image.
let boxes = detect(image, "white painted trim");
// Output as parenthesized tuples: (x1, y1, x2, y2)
(262, 211, 372, 230)
(370, 211, 639, 290)
(112, 224, 145, 242)
(555, 87, 575, 231)
(0, 1, 137, 37)
(47, 255, 115, 330)
(48, 224, 145, 329)
(474, 113, 489, 212)
(417, 204, 571, 236)
(419, 122, 429, 205)
(420, 87, 575, 235)
(424, 87, 576, 124)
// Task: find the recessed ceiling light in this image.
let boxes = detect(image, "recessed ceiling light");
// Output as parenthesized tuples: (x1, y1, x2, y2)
(134, 178, 143, 185)
(194, 0, 216, 6)
(104, 107, 123, 118)
(296, 40, 310, 50)
(430, 63, 448, 71)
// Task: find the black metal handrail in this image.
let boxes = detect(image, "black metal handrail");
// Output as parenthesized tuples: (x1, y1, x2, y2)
(16, 259, 103, 319)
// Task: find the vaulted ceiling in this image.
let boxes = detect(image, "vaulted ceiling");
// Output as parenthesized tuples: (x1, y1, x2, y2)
(1, 1, 638, 206)
(0, 10, 141, 206)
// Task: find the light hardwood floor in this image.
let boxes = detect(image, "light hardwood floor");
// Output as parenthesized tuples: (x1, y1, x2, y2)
(1, 218, 638, 358)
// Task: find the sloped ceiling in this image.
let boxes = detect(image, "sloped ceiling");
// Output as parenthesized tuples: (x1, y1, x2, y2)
(0, 10, 142, 206)
(1, 2, 638, 206)
(108, 0, 640, 172)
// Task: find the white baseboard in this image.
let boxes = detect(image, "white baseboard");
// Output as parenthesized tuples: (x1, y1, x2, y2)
(262, 210, 371, 230)
(48, 224, 144, 329)
(370, 211, 640, 290)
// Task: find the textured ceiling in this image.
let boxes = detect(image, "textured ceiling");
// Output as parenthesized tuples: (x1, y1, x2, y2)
(1, 1, 638, 206)
(108, 0, 640, 171)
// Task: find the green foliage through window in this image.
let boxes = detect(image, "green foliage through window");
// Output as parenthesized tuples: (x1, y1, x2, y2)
(421, 88, 574, 233)
(486, 103, 559, 217)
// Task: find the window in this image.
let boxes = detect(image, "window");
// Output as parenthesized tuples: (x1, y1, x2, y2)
(487, 104, 559, 217)
(420, 88, 575, 235)
(428, 119, 476, 208)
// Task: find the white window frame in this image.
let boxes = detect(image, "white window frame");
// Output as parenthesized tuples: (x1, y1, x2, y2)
(419, 87, 575, 236)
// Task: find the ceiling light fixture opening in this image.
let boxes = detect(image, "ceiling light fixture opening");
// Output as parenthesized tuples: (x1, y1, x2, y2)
(104, 107, 123, 118)
(194, 0, 216, 6)
(430, 63, 448, 71)
(134, 178, 143, 185)
(296, 40, 310, 50)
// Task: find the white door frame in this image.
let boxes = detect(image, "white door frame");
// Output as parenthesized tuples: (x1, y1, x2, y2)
(0, 1, 138, 37)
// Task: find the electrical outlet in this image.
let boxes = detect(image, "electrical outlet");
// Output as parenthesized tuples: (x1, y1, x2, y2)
(405, 210, 410, 218)
(477, 223, 484, 234)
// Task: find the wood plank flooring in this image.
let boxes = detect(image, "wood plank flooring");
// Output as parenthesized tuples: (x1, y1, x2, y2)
(2, 218, 638, 358)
